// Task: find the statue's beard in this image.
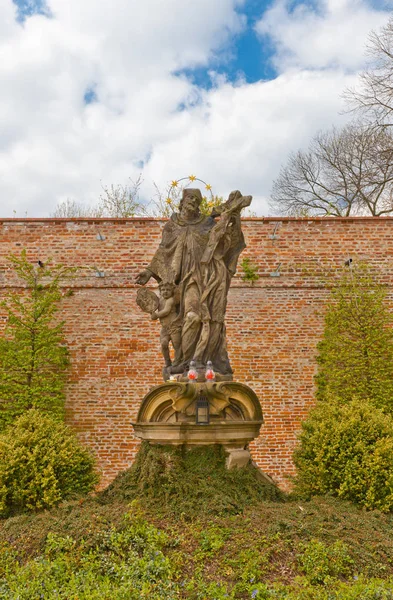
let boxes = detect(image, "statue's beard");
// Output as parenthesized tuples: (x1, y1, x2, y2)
(181, 207, 199, 220)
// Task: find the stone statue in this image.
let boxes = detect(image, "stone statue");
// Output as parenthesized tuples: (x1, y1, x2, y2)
(151, 282, 182, 368)
(136, 188, 252, 380)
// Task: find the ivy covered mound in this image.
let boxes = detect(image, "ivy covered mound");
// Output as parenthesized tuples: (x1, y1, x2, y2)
(1, 444, 393, 598)
(99, 443, 283, 517)
(2, 488, 393, 598)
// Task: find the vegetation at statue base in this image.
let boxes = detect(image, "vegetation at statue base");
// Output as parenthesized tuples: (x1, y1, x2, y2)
(0, 445, 391, 598)
(1, 475, 393, 598)
(100, 443, 283, 517)
(294, 265, 393, 511)
(0, 251, 75, 429)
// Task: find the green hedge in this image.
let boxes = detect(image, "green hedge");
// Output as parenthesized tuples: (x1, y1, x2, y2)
(294, 399, 393, 511)
(0, 409, 98, 515)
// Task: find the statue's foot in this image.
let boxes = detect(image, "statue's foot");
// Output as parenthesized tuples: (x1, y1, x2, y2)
(168, 364, 184, 375)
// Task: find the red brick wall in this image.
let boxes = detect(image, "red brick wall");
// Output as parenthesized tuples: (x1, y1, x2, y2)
(1, 217, 392, 489)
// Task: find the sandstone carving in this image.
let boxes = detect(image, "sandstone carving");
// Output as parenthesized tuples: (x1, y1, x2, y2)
(133, 187, 264, 470)
(132, 380, 263, 452)
(136, 188, 252, 380)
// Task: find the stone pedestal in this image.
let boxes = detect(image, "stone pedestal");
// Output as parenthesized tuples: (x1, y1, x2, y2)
(226, 449, 251, 469)
(132, 380, 263, 468)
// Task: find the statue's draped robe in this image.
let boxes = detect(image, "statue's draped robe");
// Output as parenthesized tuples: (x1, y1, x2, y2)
(147, 212, 245, 374)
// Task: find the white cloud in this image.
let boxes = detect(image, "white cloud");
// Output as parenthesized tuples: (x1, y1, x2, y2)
(256, 0, 392, 72)
(0, 0, 391, 217)
(142, 69, 356, 215)
(0, 0, 246, 216)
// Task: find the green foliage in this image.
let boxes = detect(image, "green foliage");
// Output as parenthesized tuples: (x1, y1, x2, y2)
(0, 251, 74, 428)
(0, 542, 19, 579)
(2, 505, 393, 599)
(223, 531, 291, 595)
(316, 266, 393, 412)
(298, 539, 353, 585)
(241, 257, 260, 284)
(0, 508, 178, 600)
(266, 578, 393, 599)
(3, 491, 393, 598)
(100, 443, 283, 517)
(294, 266, 393, 510)
(294, 400, 393, 511)
(198, 526, 231, 555)
(0, 409, 97, 516)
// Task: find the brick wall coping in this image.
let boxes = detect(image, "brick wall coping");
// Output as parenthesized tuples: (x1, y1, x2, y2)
(1, 216, 393, 224)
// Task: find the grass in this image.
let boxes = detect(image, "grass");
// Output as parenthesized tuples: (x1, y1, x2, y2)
(0, 444, 393, 598)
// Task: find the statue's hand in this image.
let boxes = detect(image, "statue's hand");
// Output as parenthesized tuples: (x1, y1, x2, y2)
(151, 311, 158, 320)
(135, 269, 152, 285)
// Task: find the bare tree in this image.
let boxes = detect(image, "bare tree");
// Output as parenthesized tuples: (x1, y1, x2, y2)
(51, 199, 104, 218)
(52, 175, 249, 219)
(270, 123, 393, 217)
(345, 17, 393, 127)
(52, 176, 148, 218)
(97, 175, 148, 217)
(146, 182, 186, 218)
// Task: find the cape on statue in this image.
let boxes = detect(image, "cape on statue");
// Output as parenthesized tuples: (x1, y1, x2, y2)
(136, 188, 252, 380)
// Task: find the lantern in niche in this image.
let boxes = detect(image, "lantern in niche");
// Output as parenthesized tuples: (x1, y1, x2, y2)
(196, 389, 210, 425)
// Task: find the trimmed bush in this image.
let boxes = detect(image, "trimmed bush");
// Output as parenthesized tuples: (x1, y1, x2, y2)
(316, 267, 393, 412)
(0, 409, 97, 515)
(294, 399, 393, 511)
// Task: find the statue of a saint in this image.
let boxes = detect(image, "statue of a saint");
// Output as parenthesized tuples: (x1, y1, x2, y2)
(136, 188, 252, 379)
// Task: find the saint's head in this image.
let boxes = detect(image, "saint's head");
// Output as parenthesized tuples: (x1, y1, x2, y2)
(179, 188, 202, 220)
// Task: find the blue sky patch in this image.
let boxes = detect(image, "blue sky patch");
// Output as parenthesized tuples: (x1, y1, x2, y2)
(174, 0, 393, 90)
(174, 1, 276, 89)
(369, 0, 393, 9)
(234, 0, 276, 83)
(83, 87, 98, 105)
(13, 0, 51, 22)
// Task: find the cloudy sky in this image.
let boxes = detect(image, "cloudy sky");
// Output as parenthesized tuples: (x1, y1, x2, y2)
(1, 0, 392, 217)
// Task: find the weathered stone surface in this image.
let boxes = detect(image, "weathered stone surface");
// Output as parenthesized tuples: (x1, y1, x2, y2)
(135, 189, 252, 379)
(132, 422, 262, 447)
(226, 449, 251, 470)
(135, 380, 263, 422)
(251, 463, 276, 485)
(132, 380, 263, 449)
